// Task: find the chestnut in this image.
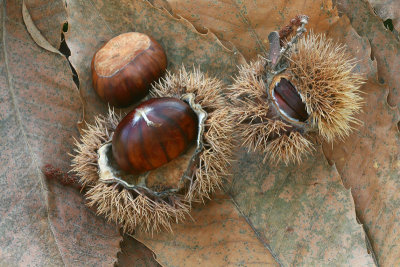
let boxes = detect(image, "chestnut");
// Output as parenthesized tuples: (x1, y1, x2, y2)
(271, 77, 308, 122)
(91, 32, 167, 107)
(112, 97, 198, 174)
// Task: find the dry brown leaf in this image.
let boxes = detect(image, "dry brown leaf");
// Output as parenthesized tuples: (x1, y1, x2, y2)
(47, 179, 121, 266)
(164, 0, 338, 59)
(134, 193, 279, 266)
(0, 1, 76, 264)
(324, 15, 400, 267)
(228, 147, 374, 266)
(117, 234, 160, 267)
(368, 0, 400, 31)
(23, 0, 67, 49)
(337, 0, 400, 109)
(0, 0, 121, 265)
(65, 0, 244, 121)
(22, 1, 62, 54)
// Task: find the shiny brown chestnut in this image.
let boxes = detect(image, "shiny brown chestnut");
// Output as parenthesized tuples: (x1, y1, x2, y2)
(91, 32, 167, 108)
(112, 97, 198, 174)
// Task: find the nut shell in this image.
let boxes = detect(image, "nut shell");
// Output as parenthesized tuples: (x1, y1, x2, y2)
(92, 32, 167, 107)
(112, 97, 198, 174)
(270, 75, 308, 123)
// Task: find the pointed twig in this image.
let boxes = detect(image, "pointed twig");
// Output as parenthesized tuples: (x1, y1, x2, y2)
(272, 15, 309, 71)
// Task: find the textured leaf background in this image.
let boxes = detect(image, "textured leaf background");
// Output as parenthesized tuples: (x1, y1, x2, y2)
(324, 11, 400, 266)
(0, 0, 399, 266)
(368, 0, 400, 36)
(338, 0, 400, 112)
(135, 193, 279, 266)
(1, 0, 121, 265)
(163, 0, 338, 59)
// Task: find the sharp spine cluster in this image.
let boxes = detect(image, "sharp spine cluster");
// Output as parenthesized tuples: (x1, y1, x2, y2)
(287, 32, 364, 141)
(71, 67, 235, 234)
(228, 29, 364, 164)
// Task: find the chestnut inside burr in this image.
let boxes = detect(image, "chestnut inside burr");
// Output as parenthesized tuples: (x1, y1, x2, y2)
(272, 78, 308, 122)
(97, 94, 207, 193)
(112, 97, 198, 175)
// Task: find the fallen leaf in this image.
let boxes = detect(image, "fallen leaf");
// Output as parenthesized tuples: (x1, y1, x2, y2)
(47, 178, 121, 266)
(134, 193, 279, 266)
(0, 0, 121, 265)
(336, 0, 400, 109)
(22, 1, 62, 54)
(228, 147, 374, 266)
(23, 0, 67, 49)
(164, 0, 339, 59)
(0, 1, 76, 264)
(64, 0, 244, 121)
(367, 0, 400, 31)
(117, 234, 160, 267)
(324, 14, 400, 267)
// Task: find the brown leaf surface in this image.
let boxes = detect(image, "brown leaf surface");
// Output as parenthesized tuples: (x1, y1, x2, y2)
(117, 234, 160, 267)
(337, 0, 400, 109)
(228, 147, 374, 266)
(65, 0, 244, 121)
(22, 1, 62, 54)
(47, 179, 121, 266)
(0, 0, 121, 265)
(134, 193, 279, 267)
(0, 1, 74, 264)
(324, 15, 400, 267)
(164, 0, 339, 59)
(23, 0, 67, 49)
(368, 0, 400, 31)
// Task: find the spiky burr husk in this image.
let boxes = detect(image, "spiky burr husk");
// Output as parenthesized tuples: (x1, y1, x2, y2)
(86, 183, 190, 233)
(151, 67, 235, 201)
(71, 67, 234, 233)
(287, 33, 364, 142)
(228, 32, 364, 164)
(71, 110, 189, 233)
(71, 111, 120, 187)
(227, 58, 314, 164)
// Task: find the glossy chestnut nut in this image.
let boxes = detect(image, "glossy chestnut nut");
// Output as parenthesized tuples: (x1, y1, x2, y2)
(271, 76, 308, 122)
(112, 97, 198, 174)
(91, 32, 167, 108)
